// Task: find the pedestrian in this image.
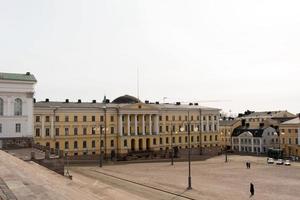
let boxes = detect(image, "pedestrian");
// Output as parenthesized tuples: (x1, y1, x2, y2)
(250, 183, 255, 196)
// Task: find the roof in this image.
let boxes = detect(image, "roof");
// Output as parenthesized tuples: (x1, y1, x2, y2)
(0, 72, 37, 82)
(34, 100, 220, 111)
(281, 117, 300, 125)
(242, 111, 295, 118)
(112, 95, 140, 104)
(232, 127, 266, 137)
(219, 119, 240, 126)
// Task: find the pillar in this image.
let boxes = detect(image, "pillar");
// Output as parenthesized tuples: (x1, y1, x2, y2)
(50, 115, 54, 138)
(134, 114, 138, 136)
(155, 114, 159, 135)
(238, 137, 241, 152)
(41, 115, 45, 138)
(127, 114, 130, 136)
(149, 115, 152, 135)
(142, 114, 145, 135)
(251, 138, 254, 153)
(119, 114, 123, 136)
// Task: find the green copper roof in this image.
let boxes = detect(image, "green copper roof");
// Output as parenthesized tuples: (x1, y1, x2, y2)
(0, 72, 37, 82)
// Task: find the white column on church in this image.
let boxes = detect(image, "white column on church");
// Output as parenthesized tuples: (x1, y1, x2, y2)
(149, 115, 152, 135)
(119, 114, 123, 136)
(134, 114, 138, 135)
(142, 114, 145, 135)
(127, 114, 130, 136)
(251, 138, 254, 152)
(238, 138, 241, 151)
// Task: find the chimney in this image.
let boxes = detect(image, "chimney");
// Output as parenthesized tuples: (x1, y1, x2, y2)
(145, 100, 149, 104)
(26, 72, 30, 75)
(33, 98, 36, 103)
(78, 99, 82, 103)
(189, 103, 193, 106)
(65, 99, 69, 103)
(194, 103, 199, 106)
(105, 99, 110, 103)
(45, 98, 49, 102)
(155, 101, 159, 104)
(176, 102, 181, 105)
(92, 100, 96, 103)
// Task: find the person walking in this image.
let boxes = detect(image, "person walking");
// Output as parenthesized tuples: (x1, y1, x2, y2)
(250, 183, 255, 196)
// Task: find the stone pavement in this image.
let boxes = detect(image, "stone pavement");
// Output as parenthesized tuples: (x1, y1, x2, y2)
(0, 150, 101, 200)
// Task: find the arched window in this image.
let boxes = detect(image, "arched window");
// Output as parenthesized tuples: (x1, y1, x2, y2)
(14, 98, 22, 116)
(0, 98, 3, 116)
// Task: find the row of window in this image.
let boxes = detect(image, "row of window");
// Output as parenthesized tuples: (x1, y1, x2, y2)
(281, 129, 299, 134)
(0, 123, 21, 133)
(36, 126, 115, 137)
(0, 98, 22, 116)
(49, 135, 219, 150)
(35, 114, 219, 123)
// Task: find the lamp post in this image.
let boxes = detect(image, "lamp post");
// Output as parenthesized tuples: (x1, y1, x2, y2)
(181, 112, 198, 190)
(170, 125, 174, 166)
(94, 125, 105, 167)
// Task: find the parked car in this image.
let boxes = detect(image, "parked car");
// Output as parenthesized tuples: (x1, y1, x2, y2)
(267, 158, 274, 164)
(276, 159, 284, 165)
(284, 160, 291, 166)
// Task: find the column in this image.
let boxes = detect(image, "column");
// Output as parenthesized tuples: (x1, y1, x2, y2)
(155, 114, 159, 135)
(238, 137, 241, 152)
(251, 138, 254, 153)
(212, 115, 215, 132)
(259, 138, 262, 153)
(142, 114, 145, 135)
(149, 115, 152, 135)
(41, 116, 45, 138)
(119, 114, 123, 136)
(50, 115, 54, 138)
(134, 114, 138, 136)
(127, 114, 130, 136)
(206, 115, 209, 132)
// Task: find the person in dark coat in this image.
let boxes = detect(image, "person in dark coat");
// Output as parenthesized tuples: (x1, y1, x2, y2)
(250, 183, 255, 196)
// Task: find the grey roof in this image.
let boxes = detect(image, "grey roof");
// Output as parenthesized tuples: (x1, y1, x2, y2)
(0, 72, 37, 82)
(34, 100, 220, 111)
(219, 119, 240, 126)
(112, 95, 140, 104)
(232, 127, 266, 137)
(281, 117, 300, 125)
(243, 111, 295, 118)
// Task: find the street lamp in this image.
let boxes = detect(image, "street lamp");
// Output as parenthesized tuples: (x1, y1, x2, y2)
(170, 126, 174, 166)
(93, 126, 108, 167)
(181, 119, 198, 190)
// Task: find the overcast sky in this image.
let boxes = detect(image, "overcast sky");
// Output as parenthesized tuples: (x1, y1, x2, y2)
(1, 0, 299, 115)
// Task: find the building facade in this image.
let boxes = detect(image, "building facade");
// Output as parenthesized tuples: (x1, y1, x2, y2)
(279, 117, 300, 157)
(34, 95, 221, 158)
(219, 119, 241, 150)
(0, 72, 37, 148)
(231, 127, 278, 153)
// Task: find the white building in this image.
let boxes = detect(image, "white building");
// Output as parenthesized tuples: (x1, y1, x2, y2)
(0, 72, 37, 148)
(232, 127, 278, 154)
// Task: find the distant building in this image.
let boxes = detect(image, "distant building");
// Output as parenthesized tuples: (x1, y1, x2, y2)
(33, 95, 221, 158)
(239, 110, 296, 130)
(0, 72, 37, 148)
(219, 119, 241, 150)
(279, 116, 300, 157)
(231, 127, 278, 153)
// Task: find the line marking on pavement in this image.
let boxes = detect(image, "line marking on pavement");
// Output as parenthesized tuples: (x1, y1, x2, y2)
(89, 169, 196, 200)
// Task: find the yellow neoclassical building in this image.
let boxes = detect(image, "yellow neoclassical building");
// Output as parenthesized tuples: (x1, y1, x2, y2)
(34, 95, 221, 159)
(279, 116, 300, 157)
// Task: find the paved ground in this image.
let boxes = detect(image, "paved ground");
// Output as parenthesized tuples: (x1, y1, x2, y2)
(70, 155, 300, 200)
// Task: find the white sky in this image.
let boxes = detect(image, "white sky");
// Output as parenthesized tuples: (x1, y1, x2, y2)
(0, 0, 299, 115)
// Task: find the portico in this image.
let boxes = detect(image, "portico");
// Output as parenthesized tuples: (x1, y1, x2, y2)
(118, 113, 160, 136)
